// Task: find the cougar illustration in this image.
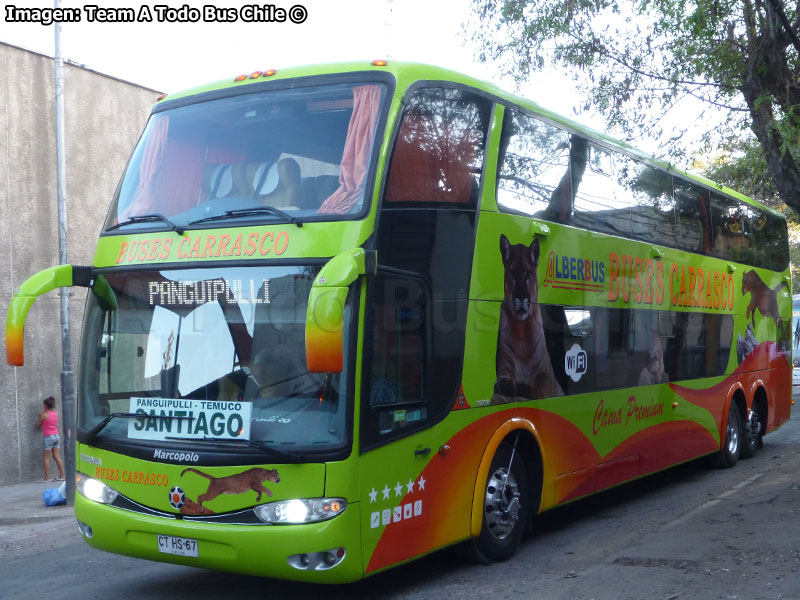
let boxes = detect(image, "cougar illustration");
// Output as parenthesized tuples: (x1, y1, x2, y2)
(742, 269, 788, 327)
(181, 467, 280, 507)
(494, 235, 563, 400)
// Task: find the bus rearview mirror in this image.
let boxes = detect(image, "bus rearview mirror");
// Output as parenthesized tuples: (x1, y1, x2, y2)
(305, 287, 348, 373)
(304, 248, 376, 374)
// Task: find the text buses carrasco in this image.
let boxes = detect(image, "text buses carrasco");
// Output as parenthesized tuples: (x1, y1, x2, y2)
(6, 61, 792, 582)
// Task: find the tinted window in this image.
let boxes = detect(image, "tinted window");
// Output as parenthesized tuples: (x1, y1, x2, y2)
(384, 87, 491, 206)
(493, 108, 787, 271)
(541, 305, 733, 394)
(709, 193, 790, 271)
(709, 193, 753, 263)
(497, 110, 571, 216)
(627, 166, 676, 248)
(673, 180, 711, 253)
(571, 143, 635, 237)
(362, 274, 432, 448)
(105, 83, 385, 228)
(78, 266, 352, 456)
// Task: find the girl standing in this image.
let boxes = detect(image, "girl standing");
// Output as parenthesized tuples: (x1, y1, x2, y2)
(36, 396, 65, 482)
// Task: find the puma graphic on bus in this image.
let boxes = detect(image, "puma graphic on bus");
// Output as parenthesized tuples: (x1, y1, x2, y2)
(742, 269, 788, 327)
(181, 467, 280, 507)
(494, 235, 563, 399)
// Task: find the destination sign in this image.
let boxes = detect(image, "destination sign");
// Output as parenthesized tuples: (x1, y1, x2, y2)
(127, 397, 252, 441)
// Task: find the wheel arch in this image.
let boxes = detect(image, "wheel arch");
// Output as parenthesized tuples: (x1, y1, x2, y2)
(730, 387, 748, 431)
(751, 384, 768, 431)
(469, 418, 544, 538)
(720, 383, 746, 448)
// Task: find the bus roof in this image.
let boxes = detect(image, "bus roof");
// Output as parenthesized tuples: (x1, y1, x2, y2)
(157, 60, 784, 221)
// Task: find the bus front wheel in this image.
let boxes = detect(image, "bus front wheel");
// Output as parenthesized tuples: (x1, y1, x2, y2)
(711, 403, 742, 468)
(474, 443, 528, 562)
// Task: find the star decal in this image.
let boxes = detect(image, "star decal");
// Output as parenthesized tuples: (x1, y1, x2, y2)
(418, 475, 426, 490)
(382, 485, 390, 500)
(394, 481, 403, 497)
(406, 479, 415, 493)
(368, 487, 378, 503)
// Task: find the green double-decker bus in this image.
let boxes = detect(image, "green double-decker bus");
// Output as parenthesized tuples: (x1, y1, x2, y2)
(5, 61, 792, 582)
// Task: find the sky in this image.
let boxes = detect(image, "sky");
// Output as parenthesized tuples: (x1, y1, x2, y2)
(0, 0, 679, 157)
(1, 1, 505, 92)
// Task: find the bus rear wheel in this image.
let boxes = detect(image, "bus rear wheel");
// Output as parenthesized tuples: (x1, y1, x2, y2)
(474, 443, 528, 562)
(711, 403, 742, 468)
(740, 401, 764, 459)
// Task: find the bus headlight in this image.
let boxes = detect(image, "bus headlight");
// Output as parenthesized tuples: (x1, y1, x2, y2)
(76, 474, 119, 505)
(254, 498, 346, 524)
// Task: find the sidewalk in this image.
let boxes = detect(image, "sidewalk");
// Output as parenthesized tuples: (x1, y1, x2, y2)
(0, 480, 77, 560)
(0, 480, 74, 525)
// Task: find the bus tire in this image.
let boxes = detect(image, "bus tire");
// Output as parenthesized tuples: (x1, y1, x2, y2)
(474, 442, 528, 562)
(740, 400, 764, 459)
(711, 402, 742, 468)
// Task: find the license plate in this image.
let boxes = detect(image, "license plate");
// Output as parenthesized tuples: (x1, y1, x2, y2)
(157, 534, 198, 557)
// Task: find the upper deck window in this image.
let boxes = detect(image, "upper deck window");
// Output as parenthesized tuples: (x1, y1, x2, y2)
(384, 87, 491, 206)
(105, 82, 385, 232)
(496, 109, 789, 271)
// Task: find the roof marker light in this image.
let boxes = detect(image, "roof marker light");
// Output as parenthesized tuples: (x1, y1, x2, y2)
(249, 71, 263, 79)
(156, 93, 168, 102)
(262, 69, 277, 77)
(234, 74, 247, 82)
(371, 59, 388, 67)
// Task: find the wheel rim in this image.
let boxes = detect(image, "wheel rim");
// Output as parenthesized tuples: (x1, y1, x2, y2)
(726, 409, 739, 455)
(748, 405, 762, 440)
(484, 467, 521, 540)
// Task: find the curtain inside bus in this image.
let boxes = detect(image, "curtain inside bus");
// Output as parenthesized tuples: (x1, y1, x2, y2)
(317, 85, 382, 214)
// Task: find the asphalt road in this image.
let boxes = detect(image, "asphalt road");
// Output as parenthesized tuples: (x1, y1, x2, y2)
(2, 407, 799, 600)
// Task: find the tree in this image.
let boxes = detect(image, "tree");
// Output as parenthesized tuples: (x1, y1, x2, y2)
(469, 0, 800, 213)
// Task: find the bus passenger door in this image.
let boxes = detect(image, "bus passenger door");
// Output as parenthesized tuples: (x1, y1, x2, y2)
(358, 271, 435, 574)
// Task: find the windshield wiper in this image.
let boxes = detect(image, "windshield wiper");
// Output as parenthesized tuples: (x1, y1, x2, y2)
(189, 207, 303, 228)
(107, 213, 186, 235)
(85, 412, 194, 443)
(166, 436, 303, 463)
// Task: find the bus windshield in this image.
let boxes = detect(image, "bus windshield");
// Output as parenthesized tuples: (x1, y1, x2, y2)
(78, 265, 352, 457)
(104, 82, 385, 230)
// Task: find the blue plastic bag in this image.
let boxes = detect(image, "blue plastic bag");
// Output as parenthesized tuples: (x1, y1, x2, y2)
(42, 486, 66, 506)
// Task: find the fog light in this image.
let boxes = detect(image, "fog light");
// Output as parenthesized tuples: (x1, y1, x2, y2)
(77, 520, 93, 538)
(287, 548, 346, 570)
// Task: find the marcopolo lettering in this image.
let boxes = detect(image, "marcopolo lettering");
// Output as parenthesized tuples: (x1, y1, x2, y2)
(153, 449, 200, 463)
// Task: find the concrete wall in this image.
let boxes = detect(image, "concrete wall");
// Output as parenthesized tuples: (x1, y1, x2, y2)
(0, 42, 157, 485)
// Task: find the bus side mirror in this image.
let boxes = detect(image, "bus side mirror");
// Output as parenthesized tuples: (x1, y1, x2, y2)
(5, 265, 92, 366)
(305, 248, 376, 373)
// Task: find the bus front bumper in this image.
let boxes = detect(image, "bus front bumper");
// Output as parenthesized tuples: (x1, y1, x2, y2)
(74, 492, 363, 583)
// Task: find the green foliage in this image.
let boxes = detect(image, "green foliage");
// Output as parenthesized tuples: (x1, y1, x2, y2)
(469, 0, 800, 214)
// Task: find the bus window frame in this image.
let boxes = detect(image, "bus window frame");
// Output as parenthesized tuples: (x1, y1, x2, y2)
(493, 106, 789, 273)
(360, 268, 435, 453)
(76, 263, 362, 466)
(101, 71, 397, 236)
